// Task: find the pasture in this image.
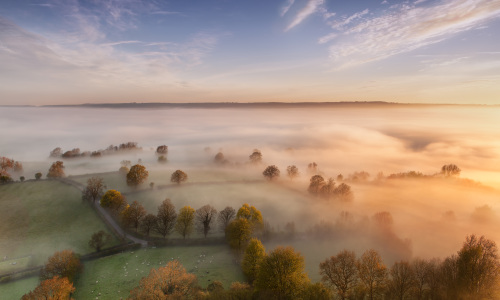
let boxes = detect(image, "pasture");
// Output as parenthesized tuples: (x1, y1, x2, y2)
(73, 245, 245, 299)
(0, 180, 119, 269)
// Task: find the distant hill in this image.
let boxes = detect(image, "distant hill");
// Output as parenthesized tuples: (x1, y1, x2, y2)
(40, 101, 485, 109)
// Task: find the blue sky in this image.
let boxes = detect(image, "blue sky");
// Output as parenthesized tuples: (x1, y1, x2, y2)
(1, 0, 500, 105)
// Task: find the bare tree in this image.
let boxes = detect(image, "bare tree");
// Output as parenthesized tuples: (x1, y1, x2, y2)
(195, 205, 218, 238)
(412, 258, 431, 300)
(156, 199, 177, 238)
(389, 261, 415, 300)
(320, 250, 358, 300)
(82, 176, 106, 203)
(357, 249, 388, 300)
(218, 206, 236, 232)
(140, 214, 158, 237)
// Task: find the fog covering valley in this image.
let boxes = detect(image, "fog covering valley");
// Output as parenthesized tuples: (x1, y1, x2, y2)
(1, 104, 500, 282)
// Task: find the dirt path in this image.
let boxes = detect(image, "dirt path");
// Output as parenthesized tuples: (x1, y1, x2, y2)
(56, 178, 148, 246)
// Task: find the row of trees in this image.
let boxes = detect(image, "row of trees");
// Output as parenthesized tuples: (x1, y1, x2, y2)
(98, 186, 250, 240)
(318, 234, 499, 300)
(308, 175, 354, 201)
(49, 142, 141, 159)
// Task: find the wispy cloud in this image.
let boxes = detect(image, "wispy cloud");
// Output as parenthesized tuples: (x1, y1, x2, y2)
(285, 0, 324, 31)
(101, 40, 141, 47)
(320, 0, 500, 69)
(150, 10, 183, 16)
(328, 9, 369, 30)
(280, 0, 295, 17)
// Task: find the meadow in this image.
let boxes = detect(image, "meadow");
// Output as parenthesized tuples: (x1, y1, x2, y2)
(0, 180, 119, 269)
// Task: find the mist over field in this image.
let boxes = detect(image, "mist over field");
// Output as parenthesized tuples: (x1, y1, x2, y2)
(1, 104, 500, 270)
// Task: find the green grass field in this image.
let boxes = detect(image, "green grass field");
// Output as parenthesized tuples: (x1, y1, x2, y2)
(73, 245, 245, 299)
(0, 276, 38, 299)
(0, 180, 120, 269)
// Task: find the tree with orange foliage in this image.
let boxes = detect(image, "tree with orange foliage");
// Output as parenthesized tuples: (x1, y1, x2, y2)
(22, 276, 75, 300)
(129, 260, 199, 299)
(40, 250, 83, 283)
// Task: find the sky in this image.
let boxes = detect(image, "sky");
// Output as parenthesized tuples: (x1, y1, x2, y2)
(1, 0, 500, 105)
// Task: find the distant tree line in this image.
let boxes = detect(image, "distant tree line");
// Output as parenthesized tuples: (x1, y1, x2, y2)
(49, 141, 142, 159)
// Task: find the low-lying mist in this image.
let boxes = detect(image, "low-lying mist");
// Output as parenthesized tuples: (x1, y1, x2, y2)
(1, 104, 500, 270)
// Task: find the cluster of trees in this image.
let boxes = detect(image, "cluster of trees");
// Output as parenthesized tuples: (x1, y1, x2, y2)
(22, 250, 82, 299)
(49, 142, 141, 159)
(319, 235, 499, 300)
(47, 161, 65, 178)
(0, 156, 23, 183)
(225, 204, 264, 254)
(308, 175, 353, 201)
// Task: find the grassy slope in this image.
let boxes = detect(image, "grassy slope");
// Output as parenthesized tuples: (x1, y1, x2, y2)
(73, 245, 245, 300)
(0, 180, 119, 268)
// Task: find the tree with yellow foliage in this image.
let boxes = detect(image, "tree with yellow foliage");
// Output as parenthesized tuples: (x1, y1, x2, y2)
(175, 206, 195, 238)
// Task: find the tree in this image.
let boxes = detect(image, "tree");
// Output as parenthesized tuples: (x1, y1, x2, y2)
(40, 250, 83, 283)
(441, 164, 461, 177)
(50, 147, 62, 158)
(0, 158, 12, 171)
(35, 172, 42, 180)
(411, 258, 431, 300)
(47, 161, 65, 178)
(255, 246, 310, 300)
(156, 199, 177, 238)
(175, 206, 195, 238)
(242, 238, 266, 283)
(226, 218, 252, 253)
(389, 261, 415, 300)
(237, 203, 263, 230)
(249, 149, 262, 164)
(156, 145, 168, 155)
(88, 230, 112, 252)
(20, 176, 25, 182)
(320, 177, 336, 199)
(308, 162, 318, 174)
(100, 189, 126, 213)
(320, 250, 358, 300)
(357, 249, 388, 300)
(0, 175, 13, 184)
(140, 214, 157, 237)
(22, 276, 75, 300)
(308, 175, 325, 194)
(287, 165, 299, 180)
(263, 165, 280, 181)
(121, 201, 147, 231)
(171, 169, 188, 184)
(218, 206, 236, 232)
(82, 176, 106, 203)
(195, 205, 218, 238)
(129, 260, 198, 299)
(157, 155, 167, 163)
(334, 183, 354, 201)
(126, 164, 148, 187)
(456, 234, 499, 298)
(214, 152, 226, 164)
